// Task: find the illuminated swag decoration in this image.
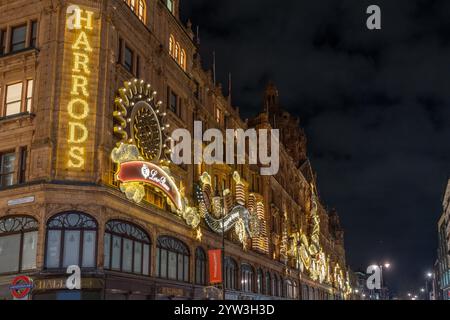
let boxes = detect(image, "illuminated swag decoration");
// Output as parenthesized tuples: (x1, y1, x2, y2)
(287, 184, 351, 295)
(111, 79, 201, 230)
(195, 172, 263, 249)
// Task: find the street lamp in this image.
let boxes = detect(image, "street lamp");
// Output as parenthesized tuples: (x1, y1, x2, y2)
(379, 262, 391, 300)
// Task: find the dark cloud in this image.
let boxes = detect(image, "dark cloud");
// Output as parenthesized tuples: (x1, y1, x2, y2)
(181, 0, 450, 294)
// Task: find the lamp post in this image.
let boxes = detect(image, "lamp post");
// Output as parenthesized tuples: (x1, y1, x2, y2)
(424, 272, 433, 301)
(379, 263, 390, 300)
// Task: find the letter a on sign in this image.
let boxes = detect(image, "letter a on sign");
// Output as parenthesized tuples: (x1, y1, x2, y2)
(208, 249, 222, 284)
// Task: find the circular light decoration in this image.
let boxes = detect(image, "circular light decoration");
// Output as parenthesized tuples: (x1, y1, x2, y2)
(113, 79, 170, 163)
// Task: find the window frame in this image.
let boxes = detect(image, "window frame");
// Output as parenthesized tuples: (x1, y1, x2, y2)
(0, 150, 16, 188)
(10, 24, 27, 53)
(156, 236, 190, 283)
(45, 212, 98, 270)
(0, 216, 38, 274)
(103, 220, 151, 276)
(195, 247, 207, 285)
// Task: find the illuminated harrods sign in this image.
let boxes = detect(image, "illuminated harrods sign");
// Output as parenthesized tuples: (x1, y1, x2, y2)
(57, 4, 100, 176)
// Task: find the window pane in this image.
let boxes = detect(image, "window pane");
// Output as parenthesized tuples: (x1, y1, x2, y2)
(1, 153, 16, 187)
(177, 254, 183, 281)
(160, 249, 167, 278)
(143, 244, 149, 275)
(104, 233, 111, 268)
(124, 46, 133, 72)
(0, 234, 20, 273)
(133, 242, 142, 274)
(155, 247, 160, 276)
(31, 21, 38, 47)
(122, 238, 133, 272)
(46, 230, 61, 268)
(6, 82, 23, 116)
(168, 251, 177, 280)
(82, 231, 96, 268)
(63, 230, 80, 267)
(21, 231, 37, 270)
(184, 256, 189, 282)
(26, 80, 33, 112)
(11, 25, 26, 52)
(111, 235, 122, 270)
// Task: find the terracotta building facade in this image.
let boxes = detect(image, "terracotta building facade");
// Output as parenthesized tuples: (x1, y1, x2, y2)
(0, 0, 351, 300)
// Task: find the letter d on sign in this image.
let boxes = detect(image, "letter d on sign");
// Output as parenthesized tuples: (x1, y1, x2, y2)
(66, 265, 81, 290)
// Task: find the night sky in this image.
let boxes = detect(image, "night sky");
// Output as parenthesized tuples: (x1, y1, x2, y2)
(180, 0, 450, 295)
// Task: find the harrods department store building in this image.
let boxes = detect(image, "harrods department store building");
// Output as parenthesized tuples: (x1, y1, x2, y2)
(0, 0, 352, 300)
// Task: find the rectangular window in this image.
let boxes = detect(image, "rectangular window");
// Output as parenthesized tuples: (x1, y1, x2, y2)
(122, 238, 133, 272)
(11, 25, 27, 52)
(168, 251, 177, 280)
(168, 89, 177, 114)
(160, 249, 167, 278)
(177, 254, 183, 280)
(104, 233, 111, 268)
(124, 46, 134, 73)
(31, 21, 38, 48)
(133, 242, 142, 274)
(63, 230, 80, 268)
(118, 38, 123, 63)
(0, 152, 16, 187)
(46, 230, 61, 268)
(22, 231, 38, 270)
(0, 29, 6, 55)
(18, 147, 27, 184)
(0, 234, 21, 273)
(177, 97, 182, 118)
(111, 236, 122, 270)
(5, 82, 23, 116)
(143, 244, 150, 275)
(82, 231, 96, 268)
(136, 55, 140, 78)
(26, 79, 33, 112)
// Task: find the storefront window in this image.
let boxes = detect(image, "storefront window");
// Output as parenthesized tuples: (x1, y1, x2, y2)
(224, 257, 237, 290)
(195, 247, 206, 285)
(0, 216, 38, 274)
(156, 236, 189, 282)
(45, 212, 97, 269)
(104, 220, 151, 276)
(241, 264, 254, 293)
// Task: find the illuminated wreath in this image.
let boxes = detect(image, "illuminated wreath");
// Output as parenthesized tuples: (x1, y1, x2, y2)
(113, 79, 171, 163)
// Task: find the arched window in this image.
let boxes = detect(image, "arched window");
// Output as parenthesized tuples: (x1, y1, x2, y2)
(285, 280, 297, 299)
(169, 35, 175, 57)
(265, 272, 271, 296)
(271, 274, 278, 296)
(156, 236, 189, 282)
(278, 276, 283, 297)
(138, 0, 146, 23)
(302, 284, 309, 300)
(104, 220, 151, 275)
(195, 247, 206, 285)
(175, 42, 180, 62)
(224, 257, 237, 290)
(180, 49, 186, 71)
(241, 263, 254, 293)
(256, 268, 263, 294)
(124, 0, 146, 23)
(45, 212, 97, 269)
(0, 216, 38, 274)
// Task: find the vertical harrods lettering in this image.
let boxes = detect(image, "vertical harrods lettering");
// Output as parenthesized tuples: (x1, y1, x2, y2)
(66, 5, 94, 169)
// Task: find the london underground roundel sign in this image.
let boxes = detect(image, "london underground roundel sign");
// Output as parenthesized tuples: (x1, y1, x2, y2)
(10, 276, 33, 299)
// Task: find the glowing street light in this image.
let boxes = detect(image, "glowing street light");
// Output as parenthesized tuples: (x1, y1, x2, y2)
(426, 272, 433, 279)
